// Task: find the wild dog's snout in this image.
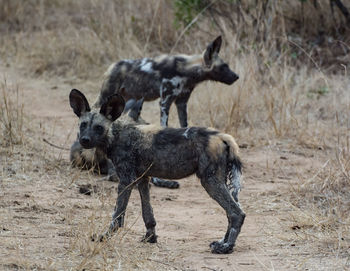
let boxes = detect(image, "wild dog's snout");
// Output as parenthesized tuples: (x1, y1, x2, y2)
(223, 68, 239, 85)
(231, 72, 239, 84)
(80, 136, 92, 149)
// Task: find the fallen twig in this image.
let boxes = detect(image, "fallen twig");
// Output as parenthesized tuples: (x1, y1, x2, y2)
(43, 138, 70, 151)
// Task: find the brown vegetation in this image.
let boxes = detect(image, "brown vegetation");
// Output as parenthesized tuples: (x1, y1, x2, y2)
(0, 0, 349, 270)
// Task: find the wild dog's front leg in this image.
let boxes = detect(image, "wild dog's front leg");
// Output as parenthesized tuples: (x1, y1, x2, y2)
(138, 177, 157, 243)
(98, 177, 134, 241)
(159, 97, 176, 127)
(200, 177, 245, 254)
(159, 84, 176, 127)
(175, 93, 191, 128)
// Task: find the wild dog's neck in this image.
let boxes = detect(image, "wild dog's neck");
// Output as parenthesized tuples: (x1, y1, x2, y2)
(93, 92, 107, 109)
(178, 54, 211, 85)
(105, 120, 132, 150)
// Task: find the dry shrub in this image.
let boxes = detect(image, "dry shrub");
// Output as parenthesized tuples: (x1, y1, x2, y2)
(287, 146, 350, 253)
(1, 0, 349, 77)
(0, 0, 177, 78)
(0, 79, 24, 146)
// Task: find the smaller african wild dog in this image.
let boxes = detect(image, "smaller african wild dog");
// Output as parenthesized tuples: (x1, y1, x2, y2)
(69, 89, 245, 254)
(96, 35, 239, 128)
(70, 98, 180, 188)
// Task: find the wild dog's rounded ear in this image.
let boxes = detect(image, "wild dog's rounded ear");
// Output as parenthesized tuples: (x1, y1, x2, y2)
(100, 94, 125, 122)
(69, 89, 91, 117)
(204, 35, 222, 67)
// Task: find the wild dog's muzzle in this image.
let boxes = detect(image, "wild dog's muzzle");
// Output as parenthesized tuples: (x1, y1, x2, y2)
(80, 136, 94, 149)
(225, 72, 239, 85)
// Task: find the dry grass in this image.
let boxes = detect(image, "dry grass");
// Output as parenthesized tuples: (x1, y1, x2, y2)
(0, 80, 24, 147)
(0, 0, 177, 78)
(288, 147, 350, 253)
(1, 0, 350, 269)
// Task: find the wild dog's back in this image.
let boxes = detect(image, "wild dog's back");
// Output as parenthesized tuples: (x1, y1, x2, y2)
(108, 123, 240, 181)
(96, 59, 162, 107)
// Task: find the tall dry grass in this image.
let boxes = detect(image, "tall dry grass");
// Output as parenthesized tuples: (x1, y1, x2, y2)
(286, 147, 350, 258)
(0, 0, 177, 78)
(0, 79, 24, 147)
(0, 78, 60, 180)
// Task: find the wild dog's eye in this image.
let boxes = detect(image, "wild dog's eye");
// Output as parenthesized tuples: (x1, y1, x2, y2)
(80, 122, 87, 129)
(94, 125, 104, 134)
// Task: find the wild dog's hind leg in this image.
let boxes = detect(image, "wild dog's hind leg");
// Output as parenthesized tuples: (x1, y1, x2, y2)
(138, 177, 157, 243)
(200, 174, 245, 254)
(227, 166, 242, 204)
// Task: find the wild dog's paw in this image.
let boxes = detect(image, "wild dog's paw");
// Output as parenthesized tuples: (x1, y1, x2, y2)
(210, 241, 234, 254)
(91, 233, 108, 242)
(108, 174, 119, 182)
(78, 184, 97, 195)
(141, 232, 158, 243)
(151, 177, 180, 189)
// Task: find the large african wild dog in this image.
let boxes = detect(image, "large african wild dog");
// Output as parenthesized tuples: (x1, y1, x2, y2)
(70, 98, 180, 188)
(96, 35, 239, 128)
(69, 89, 245, 254)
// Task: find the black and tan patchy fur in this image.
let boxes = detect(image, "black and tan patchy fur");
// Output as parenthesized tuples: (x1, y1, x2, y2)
(69, 89, 245, 254)
(96, 36, 239, 127)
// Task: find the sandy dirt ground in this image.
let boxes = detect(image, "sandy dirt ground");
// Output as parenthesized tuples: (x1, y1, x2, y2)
(0, 64, 348, 271)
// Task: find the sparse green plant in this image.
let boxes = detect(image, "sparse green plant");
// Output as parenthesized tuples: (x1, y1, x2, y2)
(307, 85, 330, 99)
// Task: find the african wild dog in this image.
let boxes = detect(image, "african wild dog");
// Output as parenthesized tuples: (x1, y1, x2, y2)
(96, 35, 239, 128)
(69, 89, 245, 254)
(70, 98, 180, 188)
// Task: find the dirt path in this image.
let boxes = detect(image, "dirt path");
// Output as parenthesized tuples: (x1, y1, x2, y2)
(0, 65, 345, 270)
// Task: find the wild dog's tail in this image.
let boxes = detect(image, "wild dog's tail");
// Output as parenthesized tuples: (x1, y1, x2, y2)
(218, 133, 242, 203)
(150, 177, 180, 189)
